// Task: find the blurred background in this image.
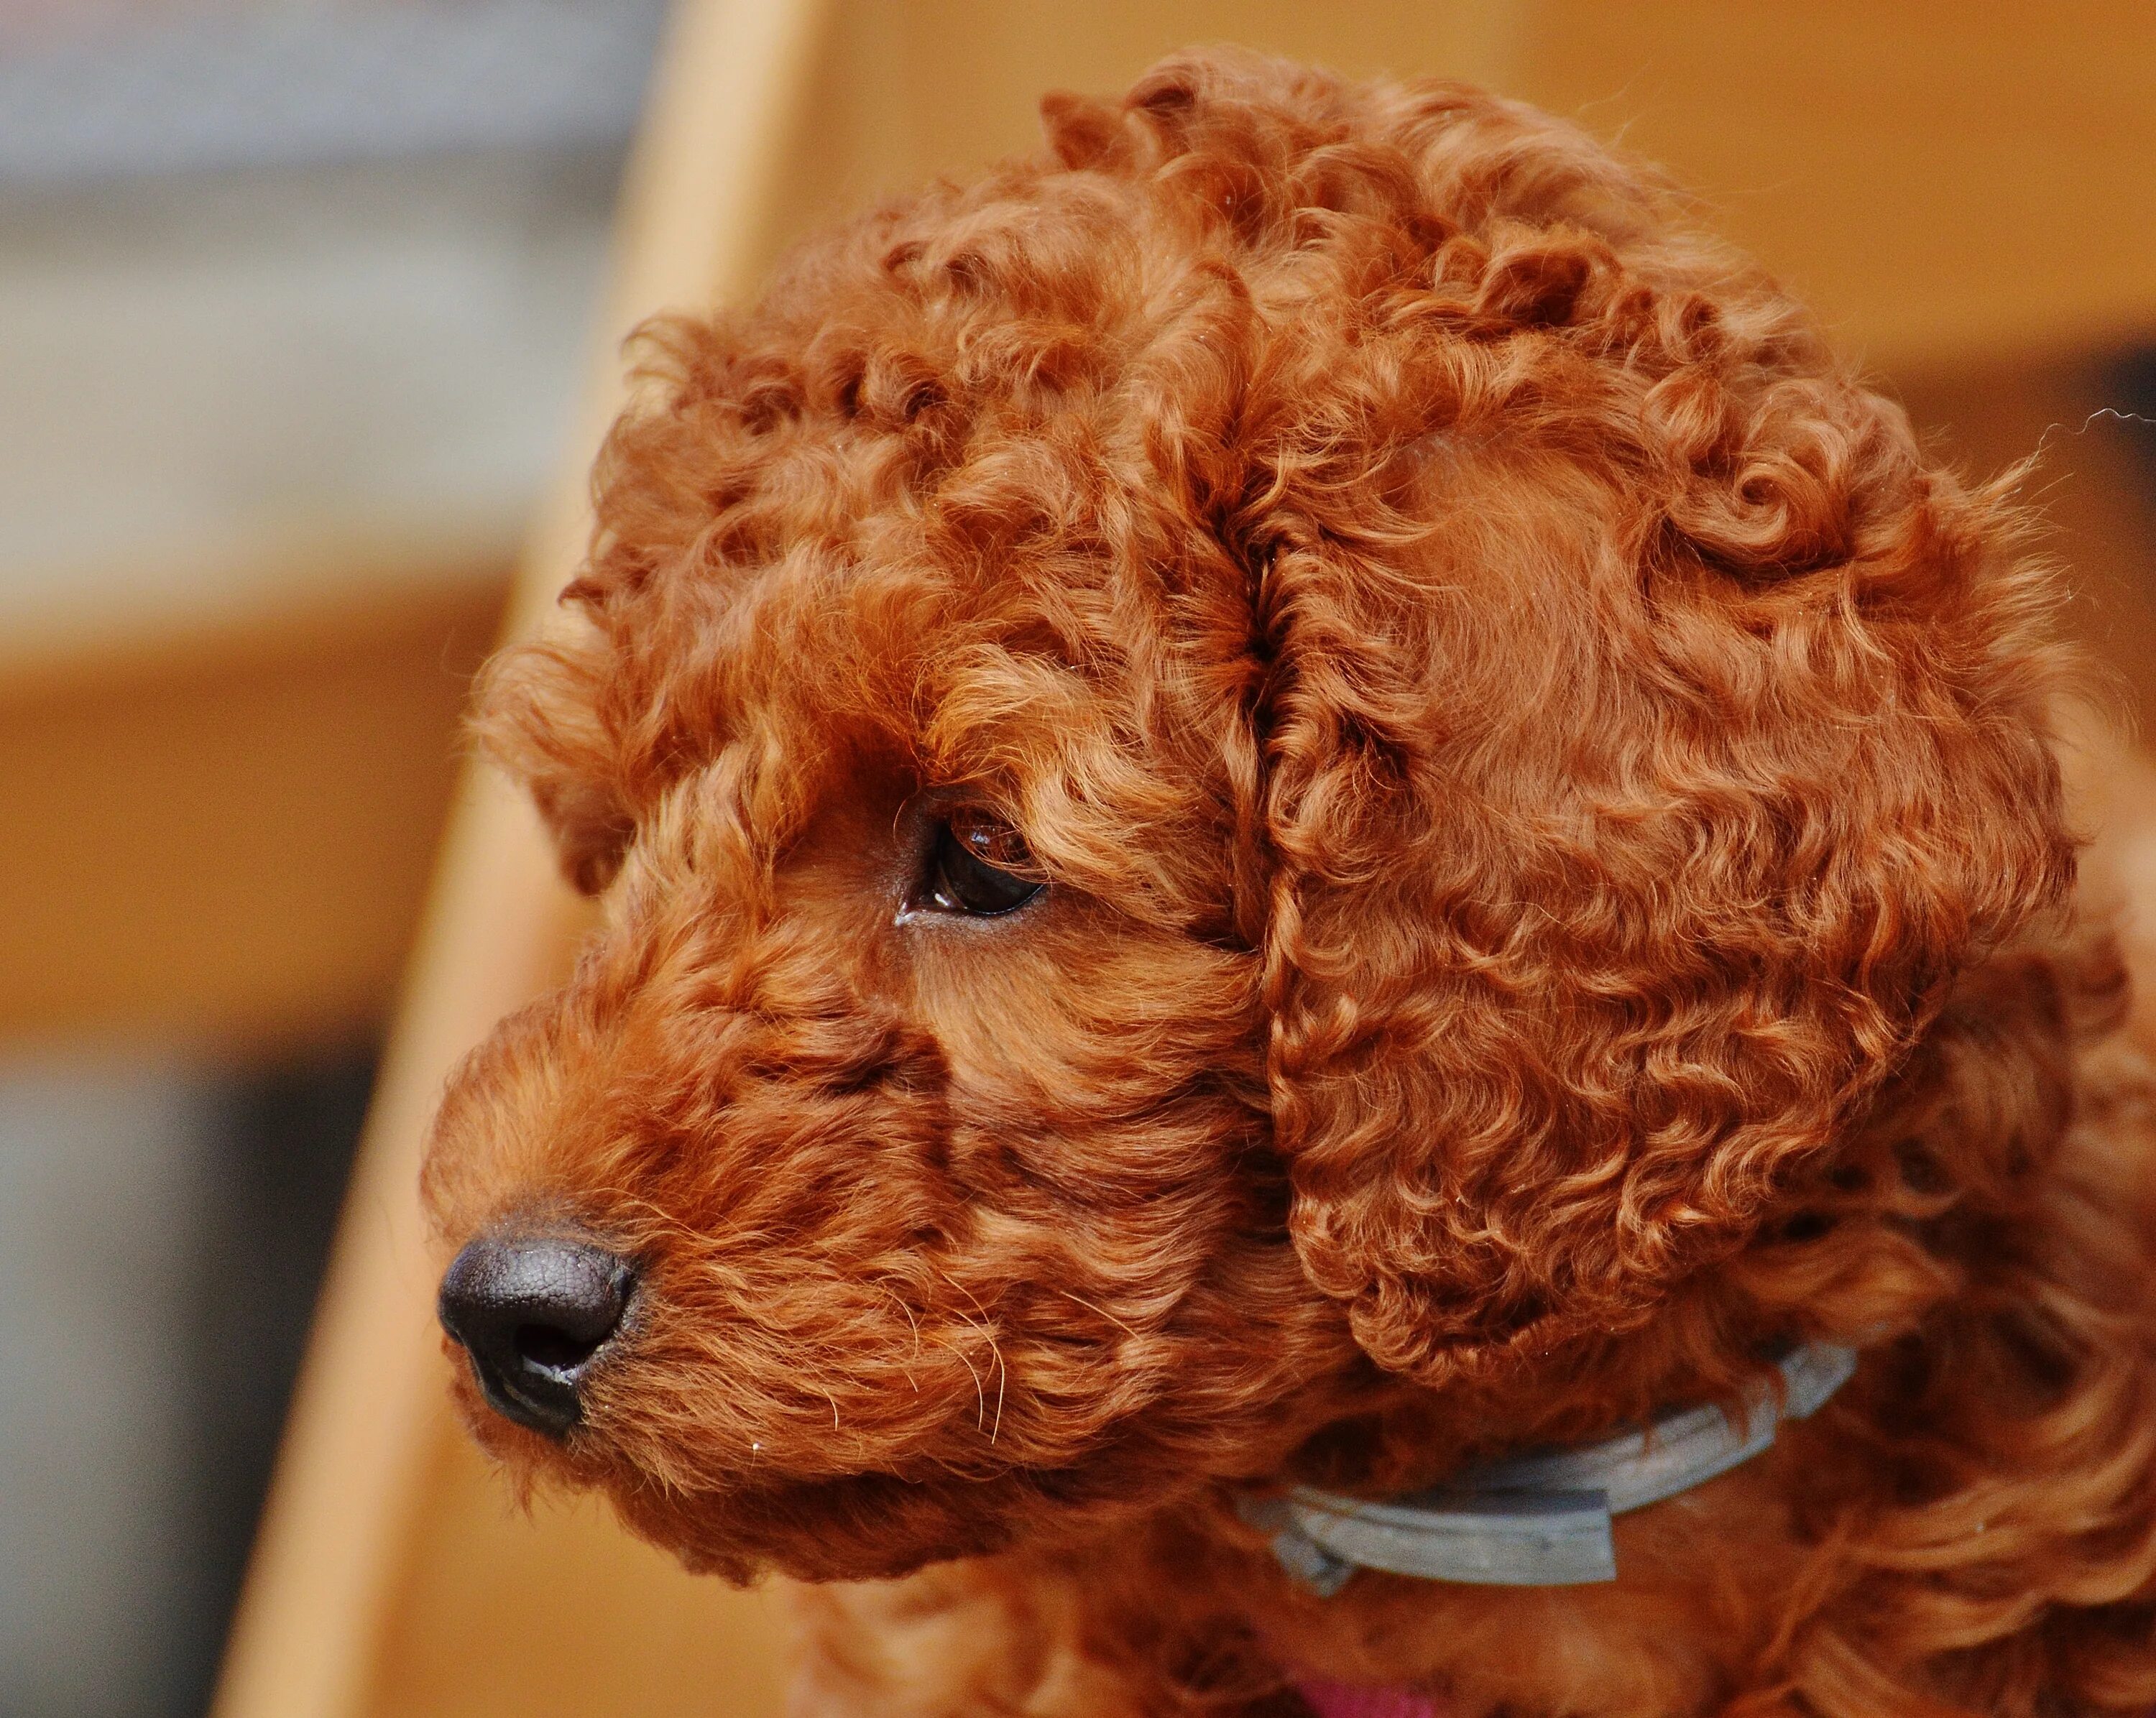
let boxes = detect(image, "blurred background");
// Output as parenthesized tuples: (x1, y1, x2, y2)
(0, 4, 2152, 1717)
(0, 3, 660, 1712)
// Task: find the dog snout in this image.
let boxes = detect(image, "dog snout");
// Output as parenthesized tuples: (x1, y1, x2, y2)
(437, 1232, 635, 1438)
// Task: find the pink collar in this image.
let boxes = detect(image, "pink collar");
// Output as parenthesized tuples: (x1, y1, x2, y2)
(1297, 1676, 1446, 1718)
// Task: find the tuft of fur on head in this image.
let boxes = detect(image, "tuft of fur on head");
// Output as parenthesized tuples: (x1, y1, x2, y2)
(423, 46, 2156, 1717)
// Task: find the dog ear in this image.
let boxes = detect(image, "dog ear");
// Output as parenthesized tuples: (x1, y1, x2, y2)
(1250, 415, 2076, 1387)
(470, 314, 744, 897)
(471, 620, 637, 896)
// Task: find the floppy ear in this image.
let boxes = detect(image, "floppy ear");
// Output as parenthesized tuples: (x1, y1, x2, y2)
(469, 314, 748, 897)
(472, 616, 639, 896)
(1251, 411, 2076, 1387)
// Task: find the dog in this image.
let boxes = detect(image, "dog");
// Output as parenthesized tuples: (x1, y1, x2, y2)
(422, 48, 2156, 1717)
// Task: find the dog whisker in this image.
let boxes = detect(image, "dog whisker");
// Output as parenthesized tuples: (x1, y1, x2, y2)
(869, 1275, 926, 1358)
(926, 1331, 987, 1431)
(934, 1267, 1013, 1442)
(1058, 1289, 1142, 1344)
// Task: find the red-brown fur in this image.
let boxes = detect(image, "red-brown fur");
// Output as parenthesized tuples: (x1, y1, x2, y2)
(420, 50, 2156, 1715)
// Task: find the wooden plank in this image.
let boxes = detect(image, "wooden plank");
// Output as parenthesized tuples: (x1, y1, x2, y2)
(209, 3, 836, 1713)
(0, 573, 506, 1052)
(367, 1433, 798, 1718)
(1507, 2, 2156, 375)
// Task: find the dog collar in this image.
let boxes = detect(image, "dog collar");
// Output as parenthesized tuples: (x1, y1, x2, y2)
(1242, 1341, 1858, 1593)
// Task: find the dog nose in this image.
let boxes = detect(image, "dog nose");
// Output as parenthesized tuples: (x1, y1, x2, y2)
(438, 1234, 634, 1438)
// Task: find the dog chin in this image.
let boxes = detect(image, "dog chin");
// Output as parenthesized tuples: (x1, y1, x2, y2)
(441, 1376, 1018, 1581)
(611, 1469, 1028, 1587)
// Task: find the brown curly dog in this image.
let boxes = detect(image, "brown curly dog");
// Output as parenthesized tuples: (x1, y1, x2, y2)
(421, 47, 2156, 1718)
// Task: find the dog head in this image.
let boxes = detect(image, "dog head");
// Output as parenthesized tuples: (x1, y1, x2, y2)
(422, 50, 2073, 1582)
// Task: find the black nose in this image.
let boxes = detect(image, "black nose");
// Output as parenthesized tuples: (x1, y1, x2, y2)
(438, 1234, 634, 1438)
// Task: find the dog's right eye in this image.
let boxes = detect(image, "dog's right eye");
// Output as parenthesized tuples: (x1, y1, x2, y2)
(918, 812, 1044, 917)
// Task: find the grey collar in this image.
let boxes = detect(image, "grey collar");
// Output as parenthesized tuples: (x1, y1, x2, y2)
(1241, 1341, 1858, 1592)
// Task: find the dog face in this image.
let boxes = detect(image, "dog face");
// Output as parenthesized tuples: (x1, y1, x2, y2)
(423, 461, 1354, 1578)
(423, 52, 2073, 1583)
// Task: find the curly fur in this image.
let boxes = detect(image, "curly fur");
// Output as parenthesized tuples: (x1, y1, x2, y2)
(420, 49, 2156, 1716)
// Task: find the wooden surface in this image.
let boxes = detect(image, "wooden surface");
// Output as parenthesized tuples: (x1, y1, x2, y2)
(365, 1431, 798, 1718)
(210, 5, 2156, 1717)
(0, 571, 506, 1052)
(1506, 2, 2156, 374)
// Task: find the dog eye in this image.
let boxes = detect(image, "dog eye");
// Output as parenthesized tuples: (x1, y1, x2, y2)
(921, 812, 1044, 916)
